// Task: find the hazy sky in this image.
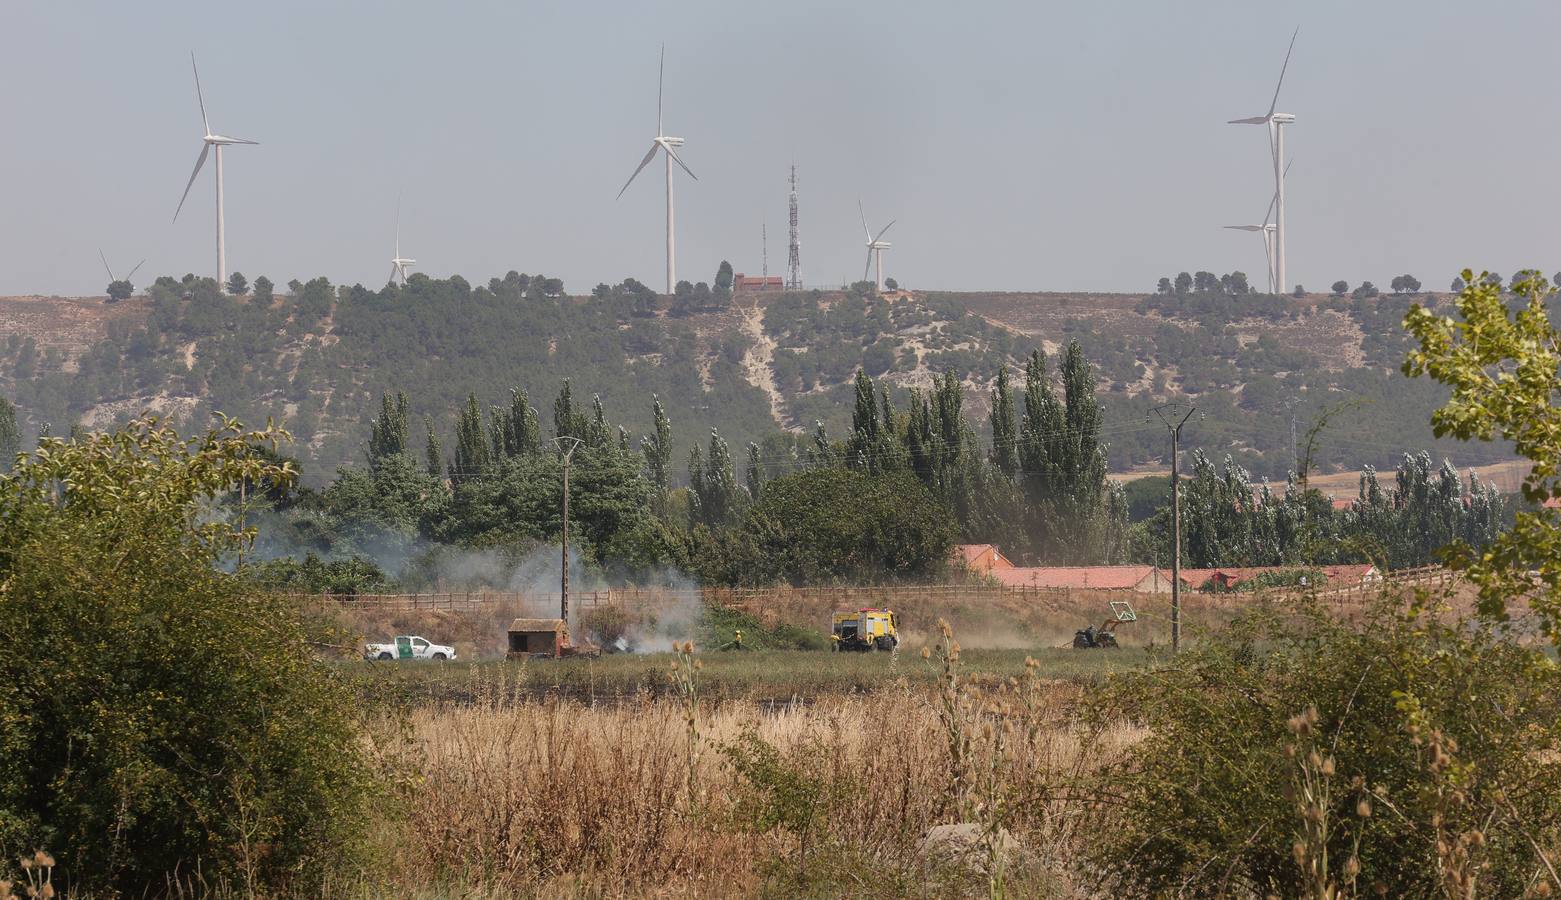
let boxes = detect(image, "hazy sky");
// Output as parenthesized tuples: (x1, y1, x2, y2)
(3, 0, 1558, 297)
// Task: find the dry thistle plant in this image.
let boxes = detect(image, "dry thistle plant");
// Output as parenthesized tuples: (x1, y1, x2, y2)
(670, 639, 704, 810)
(1284, 705, 1368, 900)
(5, 851, 57, 900)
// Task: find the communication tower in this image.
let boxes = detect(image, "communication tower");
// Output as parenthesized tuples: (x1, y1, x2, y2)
(786, 165, 802, 289)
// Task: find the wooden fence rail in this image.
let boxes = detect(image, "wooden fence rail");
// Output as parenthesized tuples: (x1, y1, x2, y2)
(294, 566, 1454, 614)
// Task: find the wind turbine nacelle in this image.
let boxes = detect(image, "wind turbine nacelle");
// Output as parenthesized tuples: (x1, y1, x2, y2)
(1272, 113, 1295, 124)
(660, 136, 685, 147)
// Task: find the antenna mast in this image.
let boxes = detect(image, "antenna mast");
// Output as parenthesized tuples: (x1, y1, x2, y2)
(762, 221, 768, 278)
(786, 164, 801, 289)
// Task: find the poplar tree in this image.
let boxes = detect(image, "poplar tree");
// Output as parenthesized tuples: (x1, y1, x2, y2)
(367, 391, 410, 467)
(0, 397, 18, 471)
(641, 397, 673, 498)
(449, 393, 490, 485)
(423, 415, 442, 478)
(989, 366, 1017, 477)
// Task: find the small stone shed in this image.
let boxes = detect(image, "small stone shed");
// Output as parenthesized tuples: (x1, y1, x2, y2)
(507, 618, 566, 658)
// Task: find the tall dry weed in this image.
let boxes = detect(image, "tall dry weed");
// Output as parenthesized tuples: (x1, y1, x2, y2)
(368, 652, 1139, 897)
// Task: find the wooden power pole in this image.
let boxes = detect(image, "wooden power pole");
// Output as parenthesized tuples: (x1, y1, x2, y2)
(552, 436, 585, 625)
(1152, 404, 1197, 653)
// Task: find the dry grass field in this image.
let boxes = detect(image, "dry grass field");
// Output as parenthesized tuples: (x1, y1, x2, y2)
(359, 663, 1144, 898)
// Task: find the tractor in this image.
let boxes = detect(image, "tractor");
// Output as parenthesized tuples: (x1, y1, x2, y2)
(1073, 600, 1136, 649)
(831, 608, 899, 652)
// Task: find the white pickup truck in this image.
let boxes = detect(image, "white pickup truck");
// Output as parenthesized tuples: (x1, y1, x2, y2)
(363, 635, 457, 661)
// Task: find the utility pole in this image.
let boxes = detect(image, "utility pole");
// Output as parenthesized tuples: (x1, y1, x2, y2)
(1152, 404, 1197, 653)
(551, 436, 585, 626)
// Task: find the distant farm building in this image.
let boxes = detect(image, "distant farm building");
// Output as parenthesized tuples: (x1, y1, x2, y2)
(955, 543, 1014, 575)
(734, 273, 783, 293)
(1180, 564, 1381, 592)
(991, 565, 1186, 594)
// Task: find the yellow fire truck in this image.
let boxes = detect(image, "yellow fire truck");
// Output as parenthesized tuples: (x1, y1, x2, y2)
(830, 608, 899, 652)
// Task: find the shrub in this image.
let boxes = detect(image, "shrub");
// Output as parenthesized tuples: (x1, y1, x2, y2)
(0, 418, 370, 894)
(1093, 598, 1561, 897)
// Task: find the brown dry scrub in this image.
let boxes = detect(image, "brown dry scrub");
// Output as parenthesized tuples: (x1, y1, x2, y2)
(367, 674, 1142, 898)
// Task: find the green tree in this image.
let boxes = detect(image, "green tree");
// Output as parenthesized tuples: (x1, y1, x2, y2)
(449, 393, 490, 484)
(1174, 272, 1193, 295)
(252, 275, 274, 302)
(0, 417, 367, 893)
(106, 279, 134, 302)
(689, 428, 746, 529)
(707, 468, 955, 585)
(0, 397, 18, 471)
(714, 260, 735, 300)
(1404, 268, 1561, 638)
(226, 271, 248, 296)
(1156, 276, 1173, 294)
(367, 390, 410, 466)
(641, 396, 673, 502)
(423, 414, 443, 477)
(1331, 280, 1349, 296)
(553, 380, 589, 442)
(745, 441, 764, 500)
(989, 366, 1017, 477)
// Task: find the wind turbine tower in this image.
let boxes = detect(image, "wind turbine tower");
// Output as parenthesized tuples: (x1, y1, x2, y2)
(1229, 27, 1297, 295)
(390, 209, 416, 285)
(858, 201, 895, 293)
(786, 165, 802, 289)
(1223, 159, 1291, 293)
(617, 45, 697, 295)
(172, 53, 258, 286)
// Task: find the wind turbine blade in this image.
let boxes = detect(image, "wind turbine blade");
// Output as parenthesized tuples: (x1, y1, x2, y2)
(127, 260, 145, 280)
(1265, 25, 1299, 118)
(875, 220, 896, 242)
(211, 135, 259, 145)
(657, 44, 665, 135)
(1262, 158, 1293, 225)
(172, 142, 210, 223)
(1228, 115, 1270, 125)
(1224, 225, 1263, 232)
(864, 249, 875, 283)
(99, 249, 114, 281)
(191, 53, 209, 135)
(662, 142, 697, 180)
(616, 142, 661, 199)
(391, 263, 401, 283)
(858, 200, 872, 242)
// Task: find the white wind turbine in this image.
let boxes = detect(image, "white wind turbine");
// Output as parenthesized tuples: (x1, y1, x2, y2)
(1223, 159, 1292, 293)
(98, 249, 145, 286)
(172, 53, 258, 287)
(616, 45, 697, 295)
(1229, 26, 1297, 295)
(859, 201, 895, 292)
(390, 201, 416, 285)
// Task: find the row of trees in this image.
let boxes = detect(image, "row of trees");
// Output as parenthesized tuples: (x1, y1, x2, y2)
(1136, 450, 1506, 571)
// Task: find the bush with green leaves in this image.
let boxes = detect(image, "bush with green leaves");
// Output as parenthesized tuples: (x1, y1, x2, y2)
(1093, 598, 1561, 897)
(0, 417, 370, 894)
